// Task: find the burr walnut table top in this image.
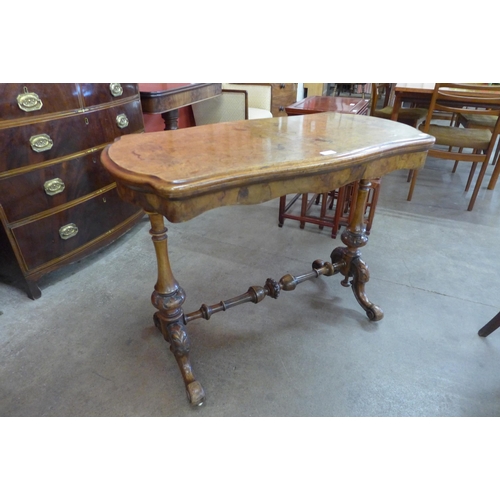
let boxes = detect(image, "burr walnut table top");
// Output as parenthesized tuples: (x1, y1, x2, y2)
(101, 113, 434, 222)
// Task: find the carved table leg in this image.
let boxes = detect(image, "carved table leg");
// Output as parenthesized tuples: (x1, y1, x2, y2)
(148, 212, 205, 406)
(330, 179, 383, 321)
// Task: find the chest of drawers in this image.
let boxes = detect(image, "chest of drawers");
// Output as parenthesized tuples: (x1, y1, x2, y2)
(0, 83, 145, 299)
(269, 83, 298, 116)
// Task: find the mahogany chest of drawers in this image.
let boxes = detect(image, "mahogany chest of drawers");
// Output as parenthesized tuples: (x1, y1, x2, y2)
(0, 83, 145, 299)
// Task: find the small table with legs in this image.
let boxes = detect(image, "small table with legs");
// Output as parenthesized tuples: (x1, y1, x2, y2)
(101, 112, 434, 406)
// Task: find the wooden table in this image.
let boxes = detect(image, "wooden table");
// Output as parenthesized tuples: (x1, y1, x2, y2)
(100, 113, 434, 406)
(139, 83, 222, 130)
(282, 95, 374, 237)
(286, 95, 370, 116)
(390, 83, 434, 122)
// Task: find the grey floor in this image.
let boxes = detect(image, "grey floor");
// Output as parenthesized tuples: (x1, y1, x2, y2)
(1, 154, 500, 417)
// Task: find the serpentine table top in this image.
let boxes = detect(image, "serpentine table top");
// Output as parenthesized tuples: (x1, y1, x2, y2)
(102, 112, 433, 222)
(101, 112, 434, 406)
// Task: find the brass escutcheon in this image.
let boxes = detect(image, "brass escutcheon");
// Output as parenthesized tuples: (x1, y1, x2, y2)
(59, 223, 78, 240)
(116, 113, 129, 129)
(44, 178, 65, 196)
(109, 83, 123, 97)
(29, 133, 53, 152)
(17, 89, 43, 112)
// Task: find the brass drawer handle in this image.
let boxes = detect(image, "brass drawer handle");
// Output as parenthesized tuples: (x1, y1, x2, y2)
(116, 113, 129, 129)
(59, 223, 78, 240)
(17, 89, 43, 112)
(44, 178, 65, 196)
(30, 133, 53, 153)
(110, 83, 123, 97)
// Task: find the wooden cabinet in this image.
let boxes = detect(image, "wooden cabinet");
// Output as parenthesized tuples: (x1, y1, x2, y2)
(269, 83, 298, 117)
(0, 83, 145, 299)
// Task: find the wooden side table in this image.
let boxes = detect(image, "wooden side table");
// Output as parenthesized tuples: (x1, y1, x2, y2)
(100, 112, 433, 406)
(280, 96, 376, 238)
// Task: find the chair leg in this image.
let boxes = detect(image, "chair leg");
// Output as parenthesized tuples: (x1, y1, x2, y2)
(478, 311, 500, 337)
(465, 161, 478, 192)
(467, 158, 489, 211)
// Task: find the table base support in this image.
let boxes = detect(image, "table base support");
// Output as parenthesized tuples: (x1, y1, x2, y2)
(147, 179, 382, 406)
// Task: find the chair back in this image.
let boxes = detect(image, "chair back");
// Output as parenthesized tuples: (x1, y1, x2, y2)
(370, 83, 392, 116)
(222, 83, 272, 112)
(424, 83, 500, 132)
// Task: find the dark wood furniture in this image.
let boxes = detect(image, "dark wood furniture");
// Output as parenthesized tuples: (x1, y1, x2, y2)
(139, 83, 222, 130)
(286, 96, 370, 116)
(478, 312, 500, 337)
(280, 96, 376, 238)
(101, 112, 434, 406)
(0, 83, 145, 299)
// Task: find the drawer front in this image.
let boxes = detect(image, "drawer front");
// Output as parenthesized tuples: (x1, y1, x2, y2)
(87, 98, 144, 144)
(0, 151, 114, 222)
(11, 188, 141, 271)
(0, 84, 80, 121)
(79, 83, 139, 107)
(0, 100, 144, 173)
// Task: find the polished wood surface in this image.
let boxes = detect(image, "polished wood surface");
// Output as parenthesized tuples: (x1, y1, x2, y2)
(139, 83, 222, 130)
(103, 113, 432, 222)
(0, 83, 144, 298)
(286, 96, 370, 115)
(101, 113, 434, 406)
(282, 96, 372, 237)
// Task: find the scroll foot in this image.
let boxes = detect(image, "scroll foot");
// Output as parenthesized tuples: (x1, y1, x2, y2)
(350, 257, 384, 322)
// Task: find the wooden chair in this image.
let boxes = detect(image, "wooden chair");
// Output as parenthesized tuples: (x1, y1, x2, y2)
(370, 83, 428, 127)
(478, 311, 500, 337)
(407, 83, 500, 211)
(452, 112, 500, 172)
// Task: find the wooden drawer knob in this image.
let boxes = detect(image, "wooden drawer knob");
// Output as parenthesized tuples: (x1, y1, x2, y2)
(59, 223, 78, 240)
(29, 133, 53, 152)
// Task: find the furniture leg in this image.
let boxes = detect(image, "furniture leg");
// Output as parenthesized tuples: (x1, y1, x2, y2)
(478, 311, 500, 337)
(148, 212, 205, 406)
(330, 179, 383, 321)
(161, 109, 180, 130)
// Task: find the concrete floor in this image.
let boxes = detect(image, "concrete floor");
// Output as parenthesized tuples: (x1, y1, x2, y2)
(1, 154, 500, 417)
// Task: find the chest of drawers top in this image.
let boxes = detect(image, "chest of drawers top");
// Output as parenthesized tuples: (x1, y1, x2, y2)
(0, 83, 139, 122)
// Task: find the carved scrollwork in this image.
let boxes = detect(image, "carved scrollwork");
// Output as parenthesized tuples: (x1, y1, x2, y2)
(168, 323, 191, 356)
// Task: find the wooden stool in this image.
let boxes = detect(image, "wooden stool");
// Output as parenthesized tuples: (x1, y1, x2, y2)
(278, 179, 381, 238)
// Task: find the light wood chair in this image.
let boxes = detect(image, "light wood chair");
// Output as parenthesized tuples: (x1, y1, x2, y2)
(407, 83, 500, 211)
(370, 84, 428, 127)
(452, 112, 500, 171)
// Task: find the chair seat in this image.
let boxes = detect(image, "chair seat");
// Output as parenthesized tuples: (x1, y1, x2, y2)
(248, 107, 273, 120)
(422, 123, 492, 149)
(374, 106, 428, 121)
(458, 113, 497, 128)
